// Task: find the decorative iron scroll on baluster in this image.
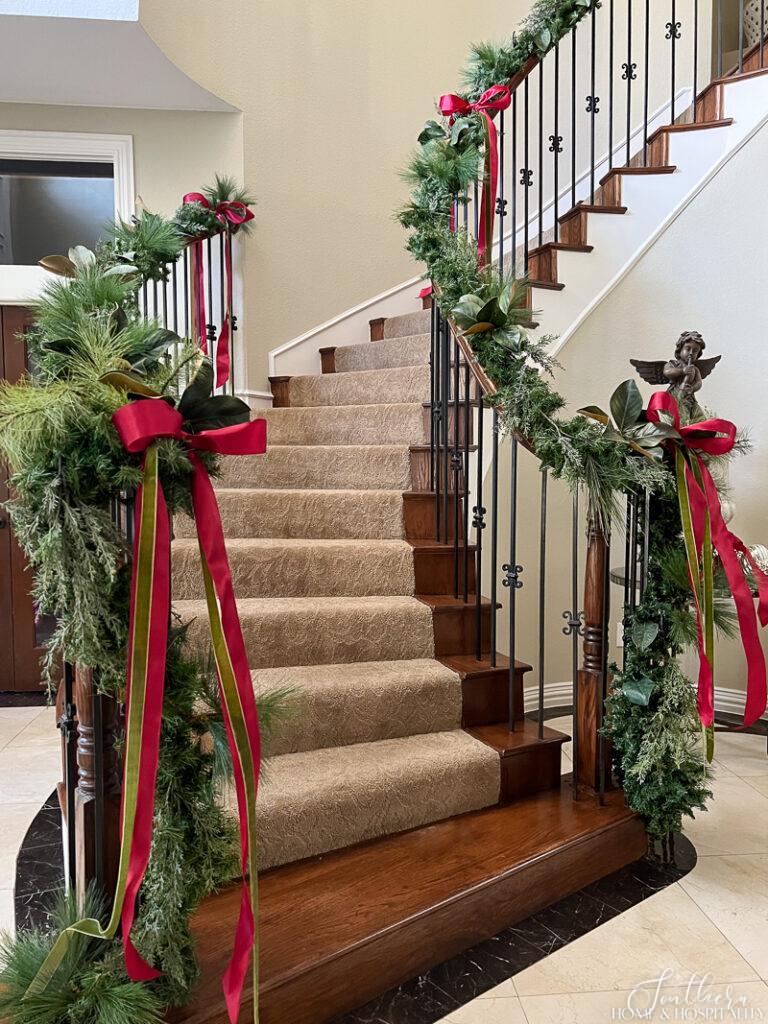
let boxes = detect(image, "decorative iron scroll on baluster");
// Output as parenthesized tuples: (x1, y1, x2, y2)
(495, 197, 508, 216)
(472, 505, 486, 531)
(621, 62, 637, 79)
(562, 609, 586, 637)
(502, 562, 524, 589)
(548, 134, 563, 153)
(519, 168, 533, 186)
(585, 95, 600, 113)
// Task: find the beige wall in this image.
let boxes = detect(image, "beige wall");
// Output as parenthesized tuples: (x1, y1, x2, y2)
(138, 0, 525, 392)
(0, 103, 242, 220)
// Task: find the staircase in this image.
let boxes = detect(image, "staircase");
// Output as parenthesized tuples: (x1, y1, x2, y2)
(174, 309, 568, 872)
(171, 310, 645, 1024)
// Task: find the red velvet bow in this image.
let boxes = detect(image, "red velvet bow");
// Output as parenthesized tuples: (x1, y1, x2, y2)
(647, 392, 768, 727)
(182, 194, 254, 390)
(113, 399, 266, 1024)
(438, 85, 511, 264)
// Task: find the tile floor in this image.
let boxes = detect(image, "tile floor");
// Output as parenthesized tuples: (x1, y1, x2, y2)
(437, 717, 768, 1024)
(1, 708, 767, 1024)
(0, 703, 61, 934)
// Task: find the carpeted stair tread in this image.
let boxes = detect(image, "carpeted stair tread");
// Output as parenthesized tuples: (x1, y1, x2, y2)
(177, 595, 434, 669)
(334, 333, 430, 372)
(173, 538, 415, 599)
(253, 659, 462, 757)
(218, 445, 411, 490)
(255, 402, 426, 446)
(174, 488, 406, 540)
(382, 309, 432, 339)
(288, 364, 429, 408)
(249, 730, 500, 869)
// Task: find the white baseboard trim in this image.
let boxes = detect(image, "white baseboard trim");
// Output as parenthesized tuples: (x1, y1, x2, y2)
(524, 680, 767, 720)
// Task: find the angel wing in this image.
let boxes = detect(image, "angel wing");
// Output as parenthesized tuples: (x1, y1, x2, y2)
(629, 358, 667, 385)
(698, 354, 721, 380)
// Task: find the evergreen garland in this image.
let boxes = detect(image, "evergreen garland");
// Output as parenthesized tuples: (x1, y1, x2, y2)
(397, 1, 753, 848)
(0, 184, 291, 1023)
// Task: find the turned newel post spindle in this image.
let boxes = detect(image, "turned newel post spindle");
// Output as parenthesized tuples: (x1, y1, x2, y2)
(574, 513, 612, 797)
(74, 666, 122, 903)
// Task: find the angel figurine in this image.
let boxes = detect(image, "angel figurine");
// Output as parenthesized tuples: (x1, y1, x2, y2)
(630, 331, 721, 421)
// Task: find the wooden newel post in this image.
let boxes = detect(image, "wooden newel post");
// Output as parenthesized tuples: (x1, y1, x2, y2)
(574, 514, 613, 797)
(74, 665, 122, 902)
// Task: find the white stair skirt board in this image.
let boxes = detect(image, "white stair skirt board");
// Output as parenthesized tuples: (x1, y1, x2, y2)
(548, 72, 768, 353)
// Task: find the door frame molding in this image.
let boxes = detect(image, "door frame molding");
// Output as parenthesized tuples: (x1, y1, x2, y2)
(0, 129, 134, 303)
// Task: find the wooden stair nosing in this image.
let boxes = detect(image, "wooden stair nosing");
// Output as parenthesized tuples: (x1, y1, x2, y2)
(599, 164, 676, 187)
(527, 241, 594, 258)
(469, 720, 570, 757)
(528, 278, 566, 291)
(646, 117, 733, 147)
(558, 203, 627, 224)
(179, 785, 646, 1024)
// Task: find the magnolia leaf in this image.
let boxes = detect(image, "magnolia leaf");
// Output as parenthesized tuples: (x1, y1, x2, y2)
(627, 438, 664, 460)
(103, 263, 139, 278)
(622, 677, 656, 706)
(603, 423, 625, 442)
(577, 405, 609, 425)
(418, 120, 445, 145)
(39, 254, 77, 278)
(450, 117, 473, 146)
(463, 322, 495, 335)
(476, 297, 502, 327)
(178, 358, 214, 419)
(497, 286, 512, 316)
(610, 379, 643, 432)
(631, 621, 659, 651)
(495, 327, 523, 350)
(185, 394, 251, 433)
(100, 372, 160, 397)
(68, 246, 96, 270)
(452, 294, 484, 328)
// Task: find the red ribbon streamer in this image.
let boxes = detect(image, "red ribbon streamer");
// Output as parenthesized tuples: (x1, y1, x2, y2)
(182, 193, 254, 389)
(113, 399, 266, 1022)
(438, 85, 511, 263)
(647, 391, 768, 726)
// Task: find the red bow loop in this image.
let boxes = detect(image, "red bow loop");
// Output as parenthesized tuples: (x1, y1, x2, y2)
(113, 398, 266, 459)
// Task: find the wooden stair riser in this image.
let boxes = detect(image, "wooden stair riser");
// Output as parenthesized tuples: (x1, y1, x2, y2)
(598, 165, 676, 206)
(500, 740, 563, 801)
(402, 491, 462, 542)
(527, 245, 557, 285)
(369, 317, 386, 341)
(428, 600, 492, 657)
(647, 132, 669, 167)
(179, 788, 646, 1024)
(268, 375, 291, 408)
(696, 81, 724, 121)
(422, 402, 474, 447)
(318, 346, 336, 373)
(410, 445, 472, 492)
(558, 204, 627, 246)
(457, 662, 527, 728)
(412, 543, 476, 595)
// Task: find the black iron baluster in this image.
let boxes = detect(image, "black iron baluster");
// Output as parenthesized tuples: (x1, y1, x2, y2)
(453, 336, 461, 599)
(430, 299, 437, 494)
(183, 247, 190, 343)
(538, 468, 548, 739)
(152, 279, 158, 324)
(474, 384, 486, 661)
(538, 63, 544, 247)
(622, 490, 633, 671)
(141, 279, 148, 322)
(441, 316, 450, 547)
(433, 305, 442, 541)
(608, 0, 615, 169)
(161, 270, 168, 328)
(473, 179, 480, 244)
(571, 27, 577, 208)
(489, 408, 499, 667)
(762, 0, 766, 68)
(463, 361, 471, 604)
(739, 0, 745, 74)
(171, 258, 179, 336)
(511, 93, 517, 277)
(523, 75, 530, 274)
(668, 0, 681, 122)
(206, 237, 216, 359)
(641, 488, 650, 600)
(219, 232, 226, 390)
(626, 0, 633, 167)
(570, 488, 580, 788)
(59, 661, 77, 890)
(464, 187, 469, 232)
(693, 0, 699, 122)
(629, 490, 639, 613)
(598, 529, 611, 805)
(504, 438, 522, 730)
(643, 0, 651, 159)
(553, 42, 561, 242)
(589, 3, 597, 202)
(717, 0, 723, 77)
(498, 111, 506, 272)
(227, 232, 236, 396)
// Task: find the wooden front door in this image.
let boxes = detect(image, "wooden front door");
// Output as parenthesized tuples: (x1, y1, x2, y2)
(1, 306, 49, 691)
